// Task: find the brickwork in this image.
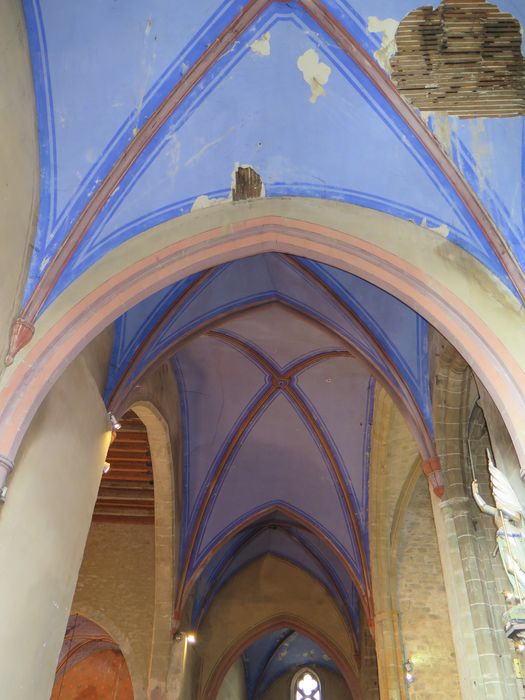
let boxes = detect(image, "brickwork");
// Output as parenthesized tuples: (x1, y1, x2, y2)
(397, 474, 461, 699)
(72, 522, 156, 700)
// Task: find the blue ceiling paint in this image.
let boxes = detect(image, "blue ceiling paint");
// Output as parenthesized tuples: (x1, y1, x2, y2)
(190, 528, 360, 631)
(243, 629, 342, 698)
(21, 0, 520, 309)
(190, 390, 365, 578)
(103, 252, 430, 609)
(295, 369, 375, 544)
(21, 0, 247, 301)
(106, 254, 430, 434)
(299, 258, 432, 427)
(430, 114, 525, 273)
(243, 628, 294, 698)
(104, 272, 201, 402)
(171, 336, 268, 531)
(54, 5, 505, 297)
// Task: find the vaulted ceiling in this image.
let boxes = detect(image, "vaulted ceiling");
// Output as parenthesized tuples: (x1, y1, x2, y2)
(19, 0, 525, 692)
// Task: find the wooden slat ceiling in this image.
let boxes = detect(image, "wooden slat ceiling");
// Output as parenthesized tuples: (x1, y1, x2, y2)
(391, 0, 525, 117)
(93, 410, 155, 524)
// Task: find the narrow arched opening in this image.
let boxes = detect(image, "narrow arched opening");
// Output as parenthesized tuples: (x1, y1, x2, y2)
(50, 615, 134, 700)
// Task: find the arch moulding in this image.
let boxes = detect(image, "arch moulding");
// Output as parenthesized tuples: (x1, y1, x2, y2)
(1, 197, 525, 494)
(204, 613, 360, 700)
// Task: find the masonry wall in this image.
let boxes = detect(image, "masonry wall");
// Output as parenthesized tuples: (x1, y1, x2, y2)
(396, 474, 461, 699)
(72, 522, 156, 700)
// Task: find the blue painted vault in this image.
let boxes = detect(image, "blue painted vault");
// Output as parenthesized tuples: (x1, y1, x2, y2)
(18, 0, 525, 693)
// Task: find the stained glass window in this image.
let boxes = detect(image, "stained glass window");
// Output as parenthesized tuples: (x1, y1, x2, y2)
(292, 669, 322, 700)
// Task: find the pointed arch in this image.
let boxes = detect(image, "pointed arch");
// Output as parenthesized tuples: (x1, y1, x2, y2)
(204, 613, 360, 699)
(2, 200, 525, 500)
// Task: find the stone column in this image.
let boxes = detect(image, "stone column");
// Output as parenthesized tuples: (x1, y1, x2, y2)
(431, 341, 523, 699)
(0, 352, 110, 699)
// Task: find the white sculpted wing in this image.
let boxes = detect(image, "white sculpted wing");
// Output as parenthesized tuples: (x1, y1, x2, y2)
(488, 461, 523, 515)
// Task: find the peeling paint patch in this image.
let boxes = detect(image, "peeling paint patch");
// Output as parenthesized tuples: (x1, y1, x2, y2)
(297, 49, 331, 104)
(421, 217, 450, 239)
(191, 194, 228, 212)
(250, 32, 271, 56)
(368, 16, 399, 74)
(429, 222, 449, 238)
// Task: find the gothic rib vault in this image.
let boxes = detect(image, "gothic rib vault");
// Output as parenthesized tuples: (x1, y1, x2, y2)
(2, 0, 525, 698)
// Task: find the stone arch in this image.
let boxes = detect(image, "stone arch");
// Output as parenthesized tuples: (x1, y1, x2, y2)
(196, 554, 359, 698)
(129, 401, 175, 698)
(205, 614, 359, 700)
(1, 197, 525, 489)
(69, 604, 140, 700)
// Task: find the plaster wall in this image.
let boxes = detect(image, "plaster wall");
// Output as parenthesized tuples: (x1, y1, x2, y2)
(0, 0, 38, 370)
(0, 336, 111, 699)
(216, 658, 247, 700)
(261, 667, 350, 699)
(72, 522, 156, 700)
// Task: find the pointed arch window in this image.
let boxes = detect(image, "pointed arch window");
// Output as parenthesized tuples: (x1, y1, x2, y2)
(292, 668, 322, 700)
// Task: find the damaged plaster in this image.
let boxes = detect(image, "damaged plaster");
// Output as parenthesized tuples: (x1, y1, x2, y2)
(297, 49, 331, 104)
(191, 194, 228, 211)
(367, 16, 399, 75)
(192, 164, 265, 211)
(250, 32, 271, 56)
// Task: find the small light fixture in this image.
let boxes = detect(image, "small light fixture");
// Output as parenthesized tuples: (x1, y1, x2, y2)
(404, 660, 415, 684)
(108, 412, 121, 431)
(0, 485, 7, 503)
(186, 633, 197, 644)
(103, 462, 111, 474)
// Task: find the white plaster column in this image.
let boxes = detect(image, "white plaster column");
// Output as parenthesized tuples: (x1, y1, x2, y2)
(0, 352, 110, 699)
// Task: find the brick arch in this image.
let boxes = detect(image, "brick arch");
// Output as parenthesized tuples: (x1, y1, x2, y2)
(1, 198, 525, 495)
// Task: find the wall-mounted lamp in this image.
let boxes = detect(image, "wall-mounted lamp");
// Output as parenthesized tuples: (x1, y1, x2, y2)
(103, 462, 111, 474)
(174, 631, 197, 644)
(108, 412, 121, 431)
(404, 660, 415, 684)
(0, 485, 7, 503)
